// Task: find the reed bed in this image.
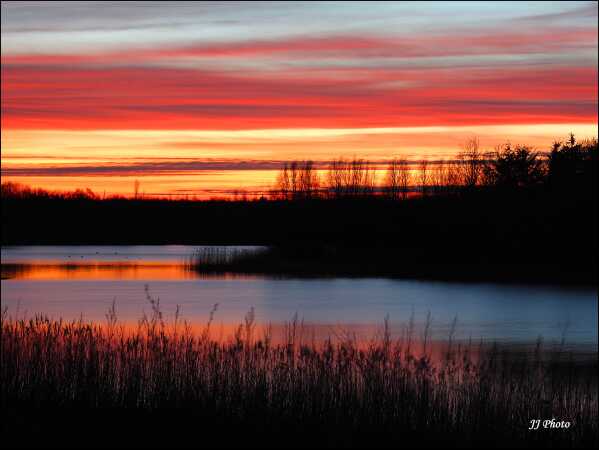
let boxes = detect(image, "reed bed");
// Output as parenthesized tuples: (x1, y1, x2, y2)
(189, 246, 268, 272)
(1, 302, 597, 448)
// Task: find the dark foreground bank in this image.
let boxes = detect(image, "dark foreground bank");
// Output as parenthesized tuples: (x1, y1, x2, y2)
(189, 244, 597, 285)
(2, 310, 597, 448)
(2, 186, 598, 284)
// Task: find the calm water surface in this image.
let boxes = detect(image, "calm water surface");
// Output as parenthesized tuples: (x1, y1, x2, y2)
(2, 246, 597, 352)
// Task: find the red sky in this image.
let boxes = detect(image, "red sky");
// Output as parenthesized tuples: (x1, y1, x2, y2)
(1, 1, 597, 197)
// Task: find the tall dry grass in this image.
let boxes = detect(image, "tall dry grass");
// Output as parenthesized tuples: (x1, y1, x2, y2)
(1, 299, 597, 448)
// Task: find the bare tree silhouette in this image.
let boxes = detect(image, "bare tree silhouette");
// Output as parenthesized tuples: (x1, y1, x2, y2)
(133, 179, 140, 199)
(457, 137, 483, 188)
(418, 160, 429, 196)
(276, 160, 320, 199)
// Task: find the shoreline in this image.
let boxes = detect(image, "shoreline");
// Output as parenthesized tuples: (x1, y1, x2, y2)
(1, 257, 597, 286)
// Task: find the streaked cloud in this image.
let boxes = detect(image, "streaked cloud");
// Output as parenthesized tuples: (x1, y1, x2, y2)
(1, 1, 597, 195)
(3, 64, 596, 130)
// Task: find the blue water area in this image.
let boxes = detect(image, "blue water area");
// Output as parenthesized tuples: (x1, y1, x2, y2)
(1, 246, 597, 350)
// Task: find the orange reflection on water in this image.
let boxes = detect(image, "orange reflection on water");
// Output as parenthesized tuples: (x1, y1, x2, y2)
(63, 319, 482, 363)
(1, 263, 195, 280)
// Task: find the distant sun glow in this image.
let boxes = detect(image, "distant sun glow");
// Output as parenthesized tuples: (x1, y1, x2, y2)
(1, 1, 597, 197)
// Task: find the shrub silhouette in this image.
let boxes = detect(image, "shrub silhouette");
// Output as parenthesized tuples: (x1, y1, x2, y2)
(482, 144, 545, 189)
(548, 134, 598, 192)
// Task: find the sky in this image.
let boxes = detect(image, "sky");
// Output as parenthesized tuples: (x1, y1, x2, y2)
(1, 1, 597, 197)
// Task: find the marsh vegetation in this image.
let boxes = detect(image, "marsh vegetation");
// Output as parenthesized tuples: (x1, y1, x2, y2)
(2, 298, 597, 448)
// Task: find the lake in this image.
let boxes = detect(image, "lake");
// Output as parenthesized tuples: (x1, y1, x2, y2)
(2, 245, 597, 354)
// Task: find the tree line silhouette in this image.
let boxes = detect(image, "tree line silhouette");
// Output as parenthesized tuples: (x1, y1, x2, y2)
(272, 135, 597, 200)
(1, 135, 597, 283)
(2, 134, 596, 203)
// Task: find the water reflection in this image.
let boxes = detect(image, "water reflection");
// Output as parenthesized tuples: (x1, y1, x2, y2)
(1, 245, 263, 280)
(0, 263, 260, 280)
(1, 263, 192, 280)
(1, 245, 262, 265)
(1, 246, 597, 354)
